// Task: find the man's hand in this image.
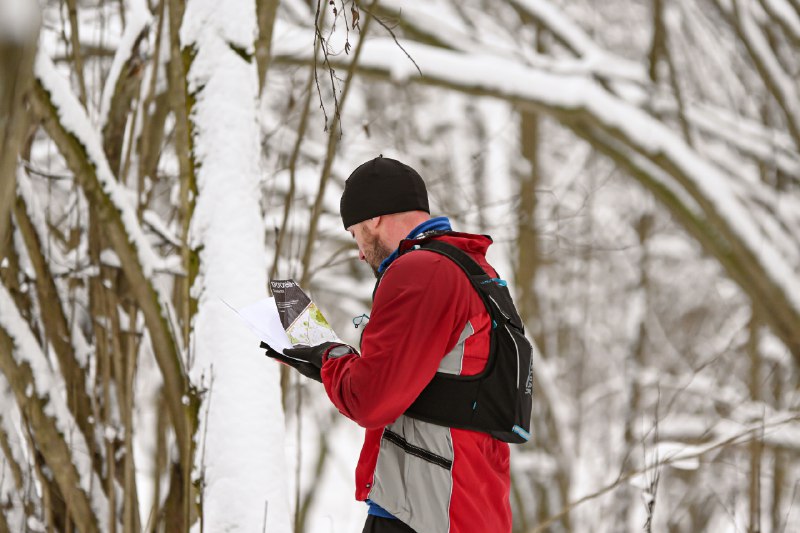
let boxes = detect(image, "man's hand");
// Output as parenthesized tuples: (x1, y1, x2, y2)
(261, 341, 357, 382)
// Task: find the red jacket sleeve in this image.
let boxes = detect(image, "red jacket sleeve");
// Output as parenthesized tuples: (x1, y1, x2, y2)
(321, 251, 471, 428)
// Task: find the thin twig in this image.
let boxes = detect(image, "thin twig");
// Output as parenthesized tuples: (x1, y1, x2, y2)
(642, 399, 661, 533)
(313, 0, 342, 131)
(20, 160, 73, 181)
(362, 6, 422, 76)
(269, 68, 319, 283)
(299, 1, 376, 288)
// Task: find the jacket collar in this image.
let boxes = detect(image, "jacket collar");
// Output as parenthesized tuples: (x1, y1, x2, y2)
(377, 216, 452, 274)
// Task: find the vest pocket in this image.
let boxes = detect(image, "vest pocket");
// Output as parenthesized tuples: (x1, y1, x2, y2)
(382, 429, 453, 470)
(369, 416, 454, 533)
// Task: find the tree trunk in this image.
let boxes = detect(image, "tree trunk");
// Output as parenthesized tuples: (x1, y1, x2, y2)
(181, 0, 291, 529)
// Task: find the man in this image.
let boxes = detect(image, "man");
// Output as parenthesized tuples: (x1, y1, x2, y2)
(268, 156, 512, 533)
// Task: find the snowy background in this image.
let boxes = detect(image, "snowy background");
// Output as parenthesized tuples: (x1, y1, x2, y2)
(0, 0, 799, 531)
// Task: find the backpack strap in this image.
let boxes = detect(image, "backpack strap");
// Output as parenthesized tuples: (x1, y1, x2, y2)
(402, 239, 503, 331)
(410, 240, 488, 278)
(373, 233, 495, 301)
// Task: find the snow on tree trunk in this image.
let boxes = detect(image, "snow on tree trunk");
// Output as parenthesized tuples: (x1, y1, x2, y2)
(181, 1, 291, 531)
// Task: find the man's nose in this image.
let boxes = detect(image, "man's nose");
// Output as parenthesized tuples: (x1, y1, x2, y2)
(359, 250, 366, 261)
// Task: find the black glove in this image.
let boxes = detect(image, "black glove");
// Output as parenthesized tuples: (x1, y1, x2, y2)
(261, 341, 356, 382)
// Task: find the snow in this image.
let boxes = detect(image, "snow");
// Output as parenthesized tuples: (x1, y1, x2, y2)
(131, 333, 166, 527)
(685, 103, 800, 178)
(0, 384, 30, 531)
(652, 442, 701, 470)
(99, 249, 121, 268)
(143, 209, 182, 248)
(378, 0, 523, 60)
(285, 403, 367, 533)
(180, 0, 257, 56)
(511, 0, 594, 56)
(182, 0, 291, 531)
(15, 168, 71, 275)
(658, 413, 800, 458)
(510, 0, 646, 83)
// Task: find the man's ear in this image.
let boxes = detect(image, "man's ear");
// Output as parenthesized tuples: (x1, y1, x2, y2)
(370, 216, 383, 229)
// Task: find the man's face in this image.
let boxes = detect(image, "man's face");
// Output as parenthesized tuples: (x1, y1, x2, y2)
(349, 220, 393, 277)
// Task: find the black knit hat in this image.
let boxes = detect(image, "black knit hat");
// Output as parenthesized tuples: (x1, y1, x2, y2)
(340, 156, 429, 229)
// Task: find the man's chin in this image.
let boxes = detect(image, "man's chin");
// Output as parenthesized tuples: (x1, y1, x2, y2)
(365, 249, 391, 278)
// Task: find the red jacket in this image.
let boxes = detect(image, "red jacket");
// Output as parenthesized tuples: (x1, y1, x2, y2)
(322, 232, 512, 533)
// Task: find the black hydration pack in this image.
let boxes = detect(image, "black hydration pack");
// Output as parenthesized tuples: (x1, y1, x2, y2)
(378, 233, 535, 444)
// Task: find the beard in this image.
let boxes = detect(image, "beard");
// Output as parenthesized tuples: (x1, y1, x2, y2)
(362, 231, 394, 278)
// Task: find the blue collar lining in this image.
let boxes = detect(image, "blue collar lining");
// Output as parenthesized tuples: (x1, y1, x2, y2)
(377, 216, 452, 273)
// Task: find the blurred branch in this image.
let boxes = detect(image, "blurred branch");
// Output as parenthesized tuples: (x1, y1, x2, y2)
(136, 0, 168, 218)
(101, 20, 149, 177)
(64, 0, 88, 106)
(256, 0, 280, 92)
(296, 411, 337, 533)
(167, 0, 196, 351)
(0, 15, 39, 265)
(757, 0, 800, 48)
(724, 0, 800, 149)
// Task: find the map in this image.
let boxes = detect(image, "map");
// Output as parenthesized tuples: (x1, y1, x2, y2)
(270, 279, 339, 346)
(285, 302, 338, 346)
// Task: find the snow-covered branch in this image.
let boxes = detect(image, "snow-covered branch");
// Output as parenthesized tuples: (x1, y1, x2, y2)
(0, 284, 108, 533)
(29, 51, 195, 473)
